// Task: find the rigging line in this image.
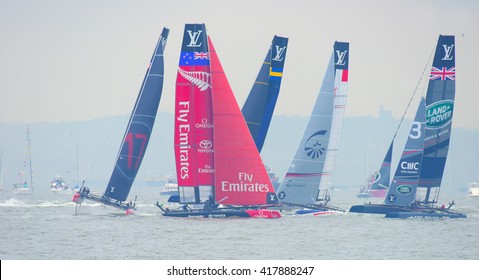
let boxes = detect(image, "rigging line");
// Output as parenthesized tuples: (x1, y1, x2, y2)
(390, 45, 435, 142)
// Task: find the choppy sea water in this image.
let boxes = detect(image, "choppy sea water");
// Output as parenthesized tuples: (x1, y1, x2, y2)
(1, 185, 478, 260)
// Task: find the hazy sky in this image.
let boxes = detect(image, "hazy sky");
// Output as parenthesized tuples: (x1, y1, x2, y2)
(1, 0, 478, 129)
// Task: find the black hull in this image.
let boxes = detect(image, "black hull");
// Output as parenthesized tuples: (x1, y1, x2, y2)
(349, 204, 415, 214)
(156, 202, 281, 218)
(350, 203, 467, 218)
(385, 211, 466, 219)
(162, 209, 252, 218)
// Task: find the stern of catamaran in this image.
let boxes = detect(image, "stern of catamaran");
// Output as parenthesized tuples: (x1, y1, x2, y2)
(73, 185, 136, 214)
(72, 192, 84, 205)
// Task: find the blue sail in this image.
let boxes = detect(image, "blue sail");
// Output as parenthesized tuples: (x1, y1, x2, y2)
(417, 35, 456, 204)
(104, 28, 169, 202)
(241, 36, 288, 152)
(385, 98, 426, 206)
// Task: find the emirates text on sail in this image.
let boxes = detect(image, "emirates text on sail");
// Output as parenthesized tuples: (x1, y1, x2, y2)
(221, 172, 270, 192)
(177, 101, 190, 180)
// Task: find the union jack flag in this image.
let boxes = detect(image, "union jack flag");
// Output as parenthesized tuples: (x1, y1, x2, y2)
(430, 66, 455, 81)
(194, 52, 209, 60)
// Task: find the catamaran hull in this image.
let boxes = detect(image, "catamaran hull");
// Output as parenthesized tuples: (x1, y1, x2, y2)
(350, 204, 467, 218)
(295, 209, 338, 216)
(162, 209, 281, 219)
(385, 211, 467, 219)
(349, 204, 415, 214)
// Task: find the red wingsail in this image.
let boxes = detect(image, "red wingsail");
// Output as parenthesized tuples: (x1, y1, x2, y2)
(174, 24, 215, 203)
(208, 37, 278, 206)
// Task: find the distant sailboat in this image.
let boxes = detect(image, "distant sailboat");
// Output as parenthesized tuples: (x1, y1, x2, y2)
(157, 23, 281, 218)
(276, 41, 349, 215)
(73, 27, 169, 214)
(13, 125, 34, 195)
(349, 35, 466, 218)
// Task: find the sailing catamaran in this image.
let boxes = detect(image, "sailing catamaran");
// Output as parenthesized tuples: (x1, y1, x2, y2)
(73, 28, 169, 214)
(13, 125, 34, 195)
(349, 35, 466, 218)
(156, 24, 281, 218)
(275, 41, 349, 215)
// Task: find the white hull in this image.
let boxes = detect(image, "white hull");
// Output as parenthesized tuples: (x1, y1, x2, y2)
(468, 182, 479, 196)
(14, 188, 33, 195)
(160, 177, 178, 196)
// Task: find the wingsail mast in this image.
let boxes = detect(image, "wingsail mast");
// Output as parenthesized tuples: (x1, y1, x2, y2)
(417, 35, 456, 206)
(317, 42, 349, 199)
(276, 42, 348, 213)
(242, 35, 288, 152)
(73, 28, 169, 213)
(174, 23, 215, 204)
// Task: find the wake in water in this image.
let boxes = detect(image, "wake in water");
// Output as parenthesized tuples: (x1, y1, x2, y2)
(0, 198, 103, 208)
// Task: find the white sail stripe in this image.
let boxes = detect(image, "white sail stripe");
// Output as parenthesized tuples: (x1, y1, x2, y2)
(148, 74, 164, 77)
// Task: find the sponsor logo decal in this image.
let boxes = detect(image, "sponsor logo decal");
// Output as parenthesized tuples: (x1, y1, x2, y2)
(177, 102, 191, 179)
(426, 100, 454, 128)
(272, 45, 287, 61)
(178, 68, 211, 91)
(186, 30, 203, 47)
(335, 50, 348, 65)
(304, 130, 328, 159)
(396, 185, 413, 195)
(221, 172, 270, 193)
(195, 118, 213, 128)
(442, 44, 454, 61)
(198, 139, 214, 153)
